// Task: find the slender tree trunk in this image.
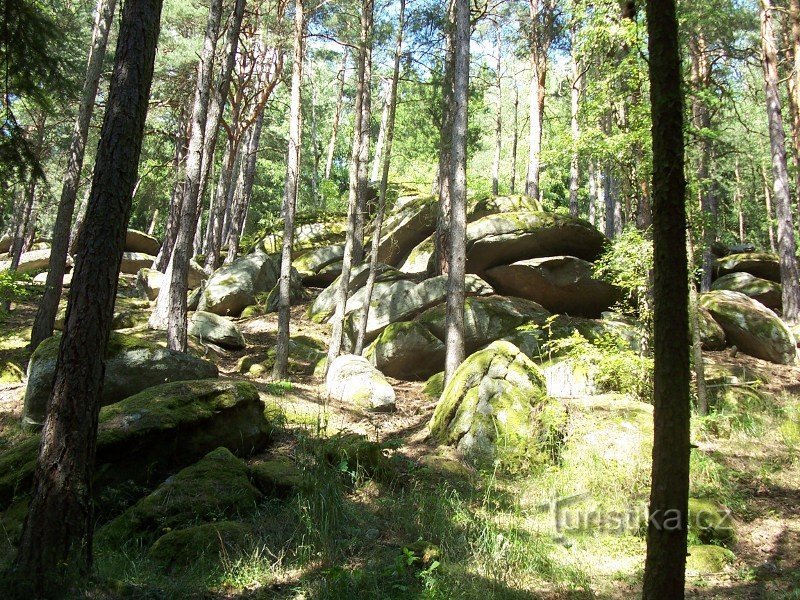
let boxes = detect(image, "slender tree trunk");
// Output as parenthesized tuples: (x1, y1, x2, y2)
(734, 160, 745, 243)
(762, 164, 777, 252)
(444, 0, 469, 384)
(353, 29, 373, 265)
(569, 25, 581, 218)
(147, 207, 159, 235)
(371, 79, 390, 184)
(324, 48, 348, 180)
(12, 0, 162, 590)
(510, 85, 519, 194)
(154, 107, 189, 271)
(525, 51, 545, 201)
(204, 131, 242, 271)
(642, 0, 691, 597)
(789, 0, 800, 207)
(30, 0, 117, 351)
(491, 26, 502, 196)
(761, 0, 800, 324)
(273, 0, 305, 381)
(588, 158, 597, 226)
(9, 178, 36, 272)
(435, 0, 455, 275)
(687, 231, 708, 416)
(309, 58, 321, 206)
(355, 0, 405, 356)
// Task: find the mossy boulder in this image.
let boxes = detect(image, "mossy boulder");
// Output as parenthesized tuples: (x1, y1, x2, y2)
(429, 341, 558, 464)
(699, 290, 797, 364)
(2, 380, 270, 509)
(464, 211, 607, 275)
(468, 194, 543, 219)
(125, 229, 160, 255)
(711, 271, 782, 310)
(375, 195, 437, 266)
(292, 244, 345, 284)
(423, 372, 445, 398)
(120, 252, 155, 275)
(263, 268, 310, 312)
(248, 455, 304, 495)
(198, 251, 278, 316)
(688, 497, 735, 546)
(364, 321, 445, 380)
(697, 306, 726, 350)
(0, 248, 72, 274)
(22, 332, 219, 429)
(326, 354, 396, 412)
(417, 295, 551, 356)
(716, 252, 780, 282)
(239, 336, 325, 378)
(188, 311, 245, 349)
(685, 544, 735, 575)
(398, 234, 435, 276)
(147, 521, 253, 573)
(485, 256, 619, 317)
(97, 447, 261, 547)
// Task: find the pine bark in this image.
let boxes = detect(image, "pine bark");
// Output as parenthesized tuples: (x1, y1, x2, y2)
(30, 0, 117, 351)
(435, 0, 455, 275)
(12, 0, 162, 590)
(762, 164, 777, 252)
(491, 27, 502, 196)
(568, 24, 582, 218)
(510, 85, 519, 194)
(324, 48, 348, 180)
(641, 0, 691, 597)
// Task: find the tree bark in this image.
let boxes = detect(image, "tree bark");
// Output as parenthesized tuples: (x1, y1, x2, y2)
(154, 105, 189, 271)
(353, 27, 373, 265)
(760, 0, 800, 324)
(588, 158, 597, 226)
(371, 78, 390, 184)
(273, 0, 305, 381)
(444, 0, 469, 384)
(734, 160, 745, 243)
(568, 23, 582, 218)
(762, 163, 777, 252)
(435, 0, 456, 275)
(30, 0, 117, 351)
(491, 26, 502, 196)
(13, 0, 162, 591)
(525, 0, 554, 202)
(510, 84, 519, 194)
(324, 48, 348, 180)
(641, 0, 691, 597)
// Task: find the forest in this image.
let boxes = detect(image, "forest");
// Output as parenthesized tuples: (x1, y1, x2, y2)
(0, 0, 798, 597)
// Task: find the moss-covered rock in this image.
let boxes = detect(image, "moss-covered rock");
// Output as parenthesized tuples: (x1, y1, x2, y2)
(429, 341, 560, 465)
(97, 447, 261, 547)
(697, 306, 726, 350)
(374, 195, 437, 266)
(22, 332, 219, 429)
(688, 497, 735, 546)
(398, 234, 435, 277)
(292, 244, 345, 284)
(248, 455, 304, 495)
(198, 251, 278, 316)
(699, 290, 796, 364)
(711, 271, 782, 310)
(685, 544, 735, 574)
(2, 380, 271, 509)
(468, 194, 542, 220)
(423, 372, 445, 399)
(326, 354, 395, 412)
(716, 252, 780, 282)
(147, 521, 254, 572)
(125, 229, 160, 255)
(188, 311, 246, 349)
(364, 321, 445, 380)
(263, 268, 310, 312)
(120, 252, 155, 275)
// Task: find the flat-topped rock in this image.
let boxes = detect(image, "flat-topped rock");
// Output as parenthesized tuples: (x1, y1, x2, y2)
(715, 252, 780, 282)
(711, 271, 781, 310)
(125, 229, 160, 255)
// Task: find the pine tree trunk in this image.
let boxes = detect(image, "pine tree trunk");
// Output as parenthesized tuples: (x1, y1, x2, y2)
(204, 131, 242, 271)
(568, 25, 581, 218)
(309, 59, 321, 206)
(734, 161, 745, 243)
(435, 0, 455, 275)
(273, 0, 305, 381)
(789, 0, 800, 206)
(353, 30, 373, 265)
(12, 0, 162, 590)
(641, 0, 691, 596)
(761, 0, 800, 324)
(525, 51, 545, 201)
(588, 158, 597, 226)
(510, 85, 519, 194)
(762, 164, 777, 252)
(30, 0, 117, 351)
(154, 107, 189, 271)
(355, 0, 405, 356)
(491, 27, 502, 197)
(324, 48, 348, 181)
(371, 79, 390, 184)
(444, 0, 469, 384)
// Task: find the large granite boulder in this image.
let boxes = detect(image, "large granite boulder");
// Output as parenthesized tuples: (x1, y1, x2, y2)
(32, 271, 72, 287)
(22, 332, 219, 429)
(429, 341, 560, 464)
(375, 195, 437, 266)
(364, 322, 445, 380)
(464, 212, 607, 275)
(292, 244, 345, 286)
(136, 267, 163, 300)
(0, 235, 11, 254)
(0, 249, 73, 274)
(711, 271, 781, 310)
(198, 251, 278, 316)
(468, 194, 543, 220)
(697, 306, 726, 351)
(125, 229, 160, 255)
(260, 219, 346, 254)
(189, 311, 246, 349)
(700, 290, 796, 364)
(485, 256, 619, 317)
(398, 234, 435, 277)
(326, 354, 396, 412)
(1, 380, 270, 508)
(715, 252, 780, 282)
(343, 274, 493, 346)
(120, 252, 155, 275)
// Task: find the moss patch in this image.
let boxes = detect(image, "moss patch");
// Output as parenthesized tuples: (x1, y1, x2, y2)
(146, 520, 254, 573)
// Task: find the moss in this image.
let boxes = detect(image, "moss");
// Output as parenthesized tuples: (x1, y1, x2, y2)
(31, 331, 158, 365)
(0, 497, 29, 543)
(0, 361, 24, 384)
(97, 447, 261, 548)
(688, 498, 735, 546)
(0, 438, 41, 507)
(146, 521, 253, 573)
(685, 544, 734, 574)
(423, 372, 445, 399)
(239, 304, 263, 319)
(249, 456, 304, 495)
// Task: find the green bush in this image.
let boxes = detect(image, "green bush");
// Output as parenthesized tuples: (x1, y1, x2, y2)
(0, 269, 33, 309)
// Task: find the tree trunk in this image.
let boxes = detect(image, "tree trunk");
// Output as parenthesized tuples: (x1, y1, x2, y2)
(309, 58, 321, 206)
(761, 0, 800, 324)
(491, 26, 502, 197)
(12, 0, 162, 591)
(273, 0, 305, 381)
(734, 160, 745, 243)
(154, 106, 189, 271)
(510, 85, 519, 194)
(353, 30, 372, 265)
(525, 50, 545, 201)
(641, 0, 691, 597)
(355, 0, 405, 356)
(588, 158, 597, 226)
(687, 231, 708, 416)
(204, 131, 242, 271)
(762, 164, 777, 252)
(788, 0, 800, 207)
(324, 48, 348, 180)
(435, 0, 456, 275)
(30, 0, 117, 351)
(326, 0, 374, 370)
(568, 24, 581, 218)
(444, 0, 469, 384)
(371, 78, 390, 184)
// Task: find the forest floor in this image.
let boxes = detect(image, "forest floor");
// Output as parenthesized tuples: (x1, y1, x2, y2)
(0, 291, 799, 599)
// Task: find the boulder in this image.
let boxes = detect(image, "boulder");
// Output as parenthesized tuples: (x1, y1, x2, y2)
(711, 271, 781, 309)
(199, 251, 278, 316)
(375, 195, 437, 266)
(688, 497, 735, 546)
(398, 234, 435, 276)
(125, 229, 160, 255)
(32, 271, 72, 287)
(464, 212, 607, 275)
(429, 341, 559, 464)
(0, 235, 11, 254)
(326, 354, 396, 412)
(260, 219, 346, 254)
(263, 268, 310, 312)
(364, 322, 445, 380)
(468, 194, 543, 220)
(539, 359, 597, 398)
(1, 380, 270, 508)
(292, 244, 345, 284)
(97, 447, 261, 547)
(147, 521, 253, 572)
(417, 295, 551, 355)
(189, 311, 246, 349)
(696, 307, 726, 350)
(22, 332, 219, 429)
(710, 241, 756, 257)
(0, 249, 72, 274)
(119, 252, 155, 275)
(485, 256, 619, 317)
(716, 252, 780, 282)
(344, 274, 493, 346)
(685, 545, 734, 575)
(700, 290, 797, 364)
(136, 267, 162, 300)
(187, 259, 207, 289)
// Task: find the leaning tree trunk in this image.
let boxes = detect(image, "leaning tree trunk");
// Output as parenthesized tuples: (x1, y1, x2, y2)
(355, 0, 405, 356)
(641, 0, 691, 598)
(150, 0, 223, 350)
(273, 0, 305, 381)
(444, 0, 469, 384)
(30, 0, 117, 351)
(13, 0, 162, 592)
(324, 48, 348, 180)
(761, 0, 800, 324)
